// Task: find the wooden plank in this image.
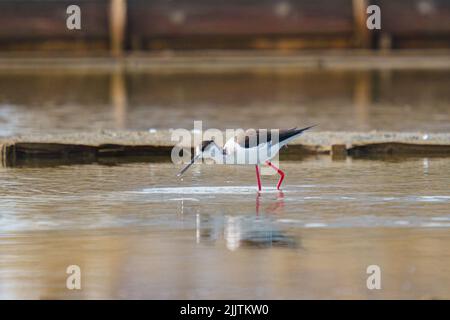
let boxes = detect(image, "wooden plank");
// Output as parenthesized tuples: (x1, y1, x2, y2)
(352, 0, 371, 48)
(110, 0, 127, 56)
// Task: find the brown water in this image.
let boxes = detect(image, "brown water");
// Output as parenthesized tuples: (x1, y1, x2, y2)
(0, 69, 449, 136)
(0, 156, 449, 299)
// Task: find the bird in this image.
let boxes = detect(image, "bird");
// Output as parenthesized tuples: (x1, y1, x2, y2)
(177, 125, 315, 191)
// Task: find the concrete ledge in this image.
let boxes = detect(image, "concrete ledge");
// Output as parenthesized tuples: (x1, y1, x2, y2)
(1, 130, 450, 167)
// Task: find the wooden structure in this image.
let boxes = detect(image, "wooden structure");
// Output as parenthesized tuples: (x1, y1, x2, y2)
(3, 131, 450, 167)
(0, 0, 449, 52)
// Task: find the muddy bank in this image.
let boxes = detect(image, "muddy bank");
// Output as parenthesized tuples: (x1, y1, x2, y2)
(1, 130, 450, 167)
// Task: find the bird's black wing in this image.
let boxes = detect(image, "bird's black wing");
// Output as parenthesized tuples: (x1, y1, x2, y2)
(235, 126, 315, 149)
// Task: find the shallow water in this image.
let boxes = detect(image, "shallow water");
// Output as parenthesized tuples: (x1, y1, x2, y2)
(0, 156, 449, 299)
(0, 69, 449, 135)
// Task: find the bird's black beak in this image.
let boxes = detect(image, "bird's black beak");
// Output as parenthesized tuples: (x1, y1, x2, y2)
(177, 153, 201, 177)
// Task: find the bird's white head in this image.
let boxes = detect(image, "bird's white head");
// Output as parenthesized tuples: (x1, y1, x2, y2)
(197, 139, 223, 161)
(177, 140, 223, 176)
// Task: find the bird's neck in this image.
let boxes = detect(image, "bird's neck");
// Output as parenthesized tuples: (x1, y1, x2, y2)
(206, 146, 227, 164)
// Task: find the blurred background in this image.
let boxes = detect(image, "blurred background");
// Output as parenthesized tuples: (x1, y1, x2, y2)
(1, 0, 449, 52)
(0, 0, 449, 135)
(1, 1, 450, 300)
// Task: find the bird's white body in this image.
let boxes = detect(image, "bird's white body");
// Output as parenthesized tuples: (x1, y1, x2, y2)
(214, 138, 282, 165)
(178, 126, 315, 190)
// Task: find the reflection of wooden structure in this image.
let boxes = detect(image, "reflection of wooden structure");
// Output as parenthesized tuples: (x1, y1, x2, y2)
(110, 68, 127, 129)
(0, 0, 449, 52)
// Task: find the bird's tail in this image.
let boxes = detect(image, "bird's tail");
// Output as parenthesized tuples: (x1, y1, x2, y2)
(279, 125, 316, 147)
(293, 125, 317, 135)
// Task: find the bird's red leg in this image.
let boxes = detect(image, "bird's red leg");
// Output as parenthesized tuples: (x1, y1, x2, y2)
(266, 161, 285, 190)
(255, 165, 262, 191)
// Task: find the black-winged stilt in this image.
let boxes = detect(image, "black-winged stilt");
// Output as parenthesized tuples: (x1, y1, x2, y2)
(177, 125, 315, 191)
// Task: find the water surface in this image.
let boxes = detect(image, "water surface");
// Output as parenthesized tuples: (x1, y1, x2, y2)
(0, 156, 449, 299)
(0, 69, 449, 135)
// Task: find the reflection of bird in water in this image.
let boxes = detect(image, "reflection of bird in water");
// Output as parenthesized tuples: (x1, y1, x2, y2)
(191, 191, 297, 250)
(177, 126, 315, 191)
(224, 215, 298, 250)
(194, 213, 298, 250)
(256, 191, 285, 215)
